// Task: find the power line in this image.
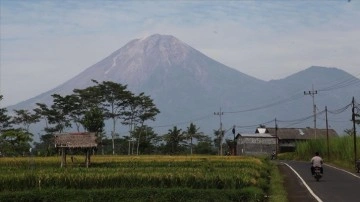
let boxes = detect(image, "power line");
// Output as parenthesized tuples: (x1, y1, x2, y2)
(328, 103, 352, 114)
(150, 75, 359, 132)
(150, 113, 213, 129)
(234, 119, 275, 130)
(224, 93, 304, 114)
(319, 73, 360, 92)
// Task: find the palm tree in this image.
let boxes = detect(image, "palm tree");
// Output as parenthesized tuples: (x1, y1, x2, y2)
(163, 126, 186, 154)
(185, 123, 204, 155)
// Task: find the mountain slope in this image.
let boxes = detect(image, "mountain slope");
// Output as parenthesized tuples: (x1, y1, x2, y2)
(7, 35, 360, 137)
(12, 34, 267, 108)
(267, 66, 360, 133)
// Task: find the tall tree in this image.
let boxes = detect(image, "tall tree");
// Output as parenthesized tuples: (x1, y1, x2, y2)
(0, 95, 12, 132)
(131, 125, 159, 154)
(52, 94, 85, 132)
(73, 84, 106, 150)
(0, 129, 32, 156)
(95, 80, 131, 155)
(73, 84, 103, 109)
(136, 94, 160, 155)
(123, 92, 160, 155)
(34, 103, 53, 133)
(193, 136, 216, 154)
(34, 98, 71, 134)
(12, 109, 40, 132)
(185, 122, 205, 155)
(83, 107, 105, 134)
(163, 126, 186, 154)
(33, 134, 56, 156)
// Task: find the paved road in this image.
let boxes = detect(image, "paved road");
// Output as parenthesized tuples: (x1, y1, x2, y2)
(280, 161, 360, 202)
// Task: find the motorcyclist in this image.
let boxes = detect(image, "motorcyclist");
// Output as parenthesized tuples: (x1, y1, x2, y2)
(311, 152, 323, 175)
(271, 150, 276, 160)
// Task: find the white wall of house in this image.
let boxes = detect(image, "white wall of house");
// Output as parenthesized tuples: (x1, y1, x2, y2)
(236, 135, 277, 156)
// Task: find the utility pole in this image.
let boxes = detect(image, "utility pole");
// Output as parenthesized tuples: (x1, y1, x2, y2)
(352, 97, 357, 167)
(275, 118, 278, 157)
(128, 138, 131, 155)
(232, 125, 236, 156)
(111, 131, 115, 155)
(304, 85, 318, 139)
(325, 106, 330, 161)
(214, 108, 224, 156)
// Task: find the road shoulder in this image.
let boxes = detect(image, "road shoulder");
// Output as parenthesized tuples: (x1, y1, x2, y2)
(277, 163, 318, 202)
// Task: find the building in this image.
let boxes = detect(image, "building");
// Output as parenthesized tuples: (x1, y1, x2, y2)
(235, 133, 277, 156)
(256, 127, 338, 152)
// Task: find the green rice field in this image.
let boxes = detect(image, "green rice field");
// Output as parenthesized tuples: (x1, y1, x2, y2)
(0, 155, 276, 202)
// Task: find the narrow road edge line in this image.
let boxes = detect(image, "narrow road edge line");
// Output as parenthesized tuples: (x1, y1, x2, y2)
(282, 162, 323, 202)
(324, 163, 360, 179)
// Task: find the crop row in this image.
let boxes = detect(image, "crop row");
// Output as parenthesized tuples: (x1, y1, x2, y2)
(0, 155, 271, 201)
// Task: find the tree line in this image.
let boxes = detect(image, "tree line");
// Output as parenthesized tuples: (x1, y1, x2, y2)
(0, 80, 226, 156)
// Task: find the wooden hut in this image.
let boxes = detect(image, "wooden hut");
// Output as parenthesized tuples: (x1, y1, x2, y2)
(54, 132, 97, 168)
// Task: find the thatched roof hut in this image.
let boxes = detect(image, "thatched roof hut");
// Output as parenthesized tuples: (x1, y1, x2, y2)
(54, 132, 97, 148)
(54, 132, 98, 168)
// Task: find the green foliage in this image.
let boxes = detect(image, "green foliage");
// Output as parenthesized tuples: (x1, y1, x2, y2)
(163, 126, 187, 154)
(294, 136, 360, 169)
(82, 107, 105, 133)
(33, 134, 57, 156)
(0, 129, 32, 156)
(268, 163, 288, 202)
(0, 188, 264, 202)
(0, 156, 271, 201)
(131, 125, 160, 154)
(1, 80, 161, 157)
(0, 95, 12, 131)
(193, 138, 217, 155)
(13, 109, 40, 132)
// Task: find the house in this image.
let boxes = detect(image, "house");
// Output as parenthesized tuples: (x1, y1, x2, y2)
(54, 132, 98, 168)
(256, 127, 338, 152)
(235, 133, 277, 156)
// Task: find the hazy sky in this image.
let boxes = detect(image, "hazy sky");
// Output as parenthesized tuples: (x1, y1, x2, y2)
(1, 0, 359, 107)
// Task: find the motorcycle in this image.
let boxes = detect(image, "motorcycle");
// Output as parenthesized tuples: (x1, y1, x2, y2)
(313, 166, 322, 181)
(270, 150, 276, 160)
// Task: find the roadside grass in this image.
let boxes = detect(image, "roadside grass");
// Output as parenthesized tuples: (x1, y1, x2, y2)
(280, 136, 360, 172)
(268, 162, 288, 202)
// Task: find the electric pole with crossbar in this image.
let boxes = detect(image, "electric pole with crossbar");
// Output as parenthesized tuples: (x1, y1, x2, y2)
(304, 85, 318, 139)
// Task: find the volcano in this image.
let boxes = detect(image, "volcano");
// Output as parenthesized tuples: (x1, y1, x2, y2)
(8, 34, 360, 136)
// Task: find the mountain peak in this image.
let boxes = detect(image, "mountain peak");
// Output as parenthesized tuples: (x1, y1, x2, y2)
(7, 35, 359, 137)
(139, 34, 178, 43)
(131, 34, 191, 60)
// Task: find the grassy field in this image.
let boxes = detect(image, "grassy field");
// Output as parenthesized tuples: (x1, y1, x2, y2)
(0, 155, 285, 202)
(293, 136, 360, 171)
